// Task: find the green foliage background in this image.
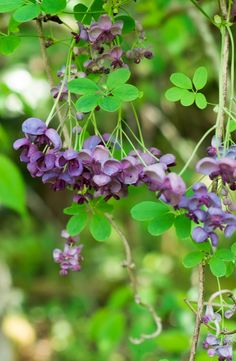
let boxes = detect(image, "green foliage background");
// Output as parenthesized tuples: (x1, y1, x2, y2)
(0, 1, 235, 360)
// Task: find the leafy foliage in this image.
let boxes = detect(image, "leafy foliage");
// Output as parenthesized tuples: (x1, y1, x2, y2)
(68, 68, 141, 113)
(165, 67, 208, 109)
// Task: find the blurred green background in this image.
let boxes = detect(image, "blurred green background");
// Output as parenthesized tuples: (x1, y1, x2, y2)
(0, 1, 235, 360)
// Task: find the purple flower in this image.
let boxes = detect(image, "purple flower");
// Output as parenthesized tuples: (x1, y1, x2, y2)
(53, 243, 83, 276)
(21, 118, 62, 150)
(88, 15, 123, 44)
(13, 138, 38, 163)
(51, 82, 68, 101)
(56, 149, 83, 177)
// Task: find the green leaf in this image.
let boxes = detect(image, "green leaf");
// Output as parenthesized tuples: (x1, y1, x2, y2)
(0, 35, 21, 55)
(96, 200, 113, 213)
(229, 119, 236, 133)
(148, 213, 175, 236)
(215, 248, 234, 261)
(180, 90, 195, 106)
(182, 251, 204, 268)
(194, 241, 211, 253)
(75, 94, 100, 112)
(193, 66, 208, 90)
(68, 78, 99, 95)
(0, 0, 24, 13)
(0, 154, 26, 215)
(66, 213, 88, 236)
(41, 0, 66, 14)
(231, 242, 236, 256)
(195, 92, 207, 109)
(99, 96, 121, 112)
(107, 68, 131, 89)
(225, 262, 235, 277)
(131, 201, 169, 221)
(112, 84, 140, 102)
(8, 16, 21, 33)
(89, 213, 111, 241)
(209, 256, 227, 277)
(13, 3, 41, 22)
(174, 215, 191, 239)
(170, 73, 192, 89)
(165, 87, 183, 102)
(115, 15, 135, 33)
(73, 4, 92, 24)
(63, 203, 86, 216)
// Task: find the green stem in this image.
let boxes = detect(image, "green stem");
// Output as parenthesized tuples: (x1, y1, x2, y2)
(178, 125, 216, 176)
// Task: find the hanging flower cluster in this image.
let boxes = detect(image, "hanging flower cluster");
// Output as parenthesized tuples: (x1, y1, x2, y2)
(14, 117, 186, 204)
(196, 141, 236, 191)
(53, 230, 83, 275)
(179, 183, 236, 247)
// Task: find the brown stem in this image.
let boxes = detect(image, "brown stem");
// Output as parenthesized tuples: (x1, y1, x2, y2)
(189, 263, 205, 361)
(105, 213, 162, 344)
(35, 19, 70, 145)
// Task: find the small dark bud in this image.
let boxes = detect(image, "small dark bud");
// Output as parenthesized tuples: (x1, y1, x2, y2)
(95, 105, 100, 111)
(144, 50, 153, 59)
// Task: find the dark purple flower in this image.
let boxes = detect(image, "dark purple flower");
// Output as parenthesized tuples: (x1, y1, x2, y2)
(56, 149, 83, 177)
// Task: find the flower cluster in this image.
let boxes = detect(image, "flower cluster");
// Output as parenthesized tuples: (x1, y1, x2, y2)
(53, 230, 83, 275)
(179, 183, 236, 246)
(14, 117, 186, 205)
(71, 14, 152, 75)
(196, 140, 236, 191)
(203, 333, 233, 361)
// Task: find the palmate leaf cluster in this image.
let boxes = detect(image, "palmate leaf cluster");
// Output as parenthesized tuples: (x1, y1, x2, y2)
(68, 68, 142, 113)
(165, 67, 208, 109)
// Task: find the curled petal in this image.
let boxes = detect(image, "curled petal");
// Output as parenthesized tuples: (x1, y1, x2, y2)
(224, 225, 236, 238)
(196, 157, 219, 175)
(22, 117, 47, 135)
(13, 138, 30, 150)
(93, 174, 111, 186)
(93, 145, 110, 162)
(192, 227, 208, 243)
(45, 128, 62, 149)
(102, 159, 121, 176)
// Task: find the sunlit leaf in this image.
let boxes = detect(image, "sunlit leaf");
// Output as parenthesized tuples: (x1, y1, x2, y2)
(99, 96, 121, 112)
(66, 213, 88, 236)
(182, 251, 204, 268)
(165, 87, 183, 102)
(209, 256, 227, 277)
(170, 72, 192, 89)
(193, 66, 208, 90)
(131, 201, 169, 221)
(89, 213, 111, 241)
(180, 90, 195, 106)
(75, 94, 100, 112)
(195, 92, 207, 109)
(112, 84, 140, 102)
(148, 213, 175, 236)
(68, 78, 99, 95)
(107, 68, 131, 89)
